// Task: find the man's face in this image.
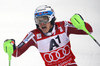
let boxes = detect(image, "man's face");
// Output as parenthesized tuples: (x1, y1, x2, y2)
(36, 16, 53, 33)
(39, 22, 53, 33)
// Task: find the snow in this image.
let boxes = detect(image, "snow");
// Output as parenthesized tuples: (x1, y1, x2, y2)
(0, 0, 100, 66)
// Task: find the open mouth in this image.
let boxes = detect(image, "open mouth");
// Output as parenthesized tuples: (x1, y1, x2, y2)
(41, 26, 48, 33)
(42, 26, 47, 29)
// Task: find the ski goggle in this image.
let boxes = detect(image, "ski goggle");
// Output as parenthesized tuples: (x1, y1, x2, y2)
(35, 16, 50, 25)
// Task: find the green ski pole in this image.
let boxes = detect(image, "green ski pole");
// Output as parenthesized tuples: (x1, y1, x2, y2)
(70, 14, 100, 47)
(4, 40, 14, 66)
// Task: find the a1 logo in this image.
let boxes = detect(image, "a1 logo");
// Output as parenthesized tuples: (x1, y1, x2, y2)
(49, 35, 61, 51)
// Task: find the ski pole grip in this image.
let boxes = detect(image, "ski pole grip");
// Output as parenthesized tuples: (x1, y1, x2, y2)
(3, 40, 14, 61)
(70, 13, 86, 30)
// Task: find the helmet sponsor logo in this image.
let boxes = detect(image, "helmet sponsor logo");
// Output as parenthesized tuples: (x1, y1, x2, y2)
(37, 9, 46, 11)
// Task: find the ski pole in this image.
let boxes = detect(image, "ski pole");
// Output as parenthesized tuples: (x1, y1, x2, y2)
(70, 14, 100, 47)
(4, 40, 14, 66)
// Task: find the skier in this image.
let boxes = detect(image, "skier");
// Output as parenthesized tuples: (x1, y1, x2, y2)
(4, 5, 93, 66)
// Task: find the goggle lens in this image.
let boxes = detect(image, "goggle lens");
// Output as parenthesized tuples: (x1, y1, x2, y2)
(35, 16, 49, 25)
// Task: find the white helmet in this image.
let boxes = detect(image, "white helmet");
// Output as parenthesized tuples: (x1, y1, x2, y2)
(34, 5, 56, 27)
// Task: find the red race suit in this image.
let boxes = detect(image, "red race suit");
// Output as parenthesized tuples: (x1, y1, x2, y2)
(12, 21, 93, 66)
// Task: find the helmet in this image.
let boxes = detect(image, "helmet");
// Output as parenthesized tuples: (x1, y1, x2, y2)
(34, 5, 56, 28)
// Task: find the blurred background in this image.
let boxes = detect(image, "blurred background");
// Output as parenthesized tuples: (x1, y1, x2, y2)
(0, 0, 100, 66)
